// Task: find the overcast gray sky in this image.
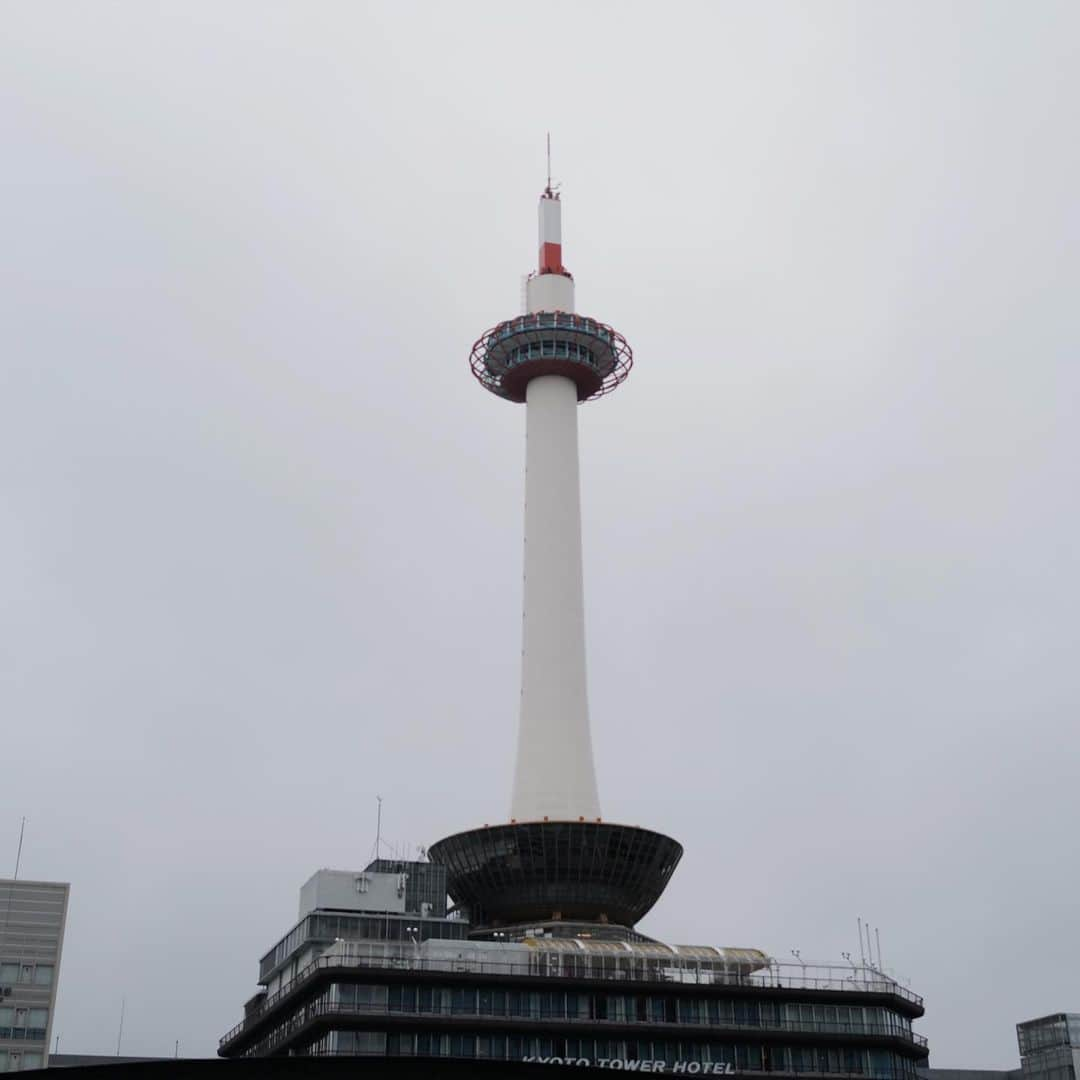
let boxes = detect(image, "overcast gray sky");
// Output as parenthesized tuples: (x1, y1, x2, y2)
(2, 0, 1077, 1068)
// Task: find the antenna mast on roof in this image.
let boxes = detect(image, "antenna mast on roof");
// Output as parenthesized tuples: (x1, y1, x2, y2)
(544, 133, 560, 197)
(115, 997, 126, 1056)
(13, 817, 25, 880)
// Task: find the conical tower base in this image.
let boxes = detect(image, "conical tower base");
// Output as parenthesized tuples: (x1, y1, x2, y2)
(428, 821, 683, 933)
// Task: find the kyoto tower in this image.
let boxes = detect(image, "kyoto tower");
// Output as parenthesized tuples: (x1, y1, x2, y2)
(430, 169, 682, 939)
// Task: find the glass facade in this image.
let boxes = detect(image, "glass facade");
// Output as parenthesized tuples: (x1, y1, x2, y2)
(1018, 1014, 1080, 1080)
(259, 913, 467, 983)
(229, 970, 926, 1070)
(297, 1026, 919, 1079)
(364, 860, 448, 918)
(302, 981, 915, 1037)
(504, 340, 600, 370)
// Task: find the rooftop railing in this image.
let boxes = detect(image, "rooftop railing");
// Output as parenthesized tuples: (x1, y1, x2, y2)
(221, 951, 922, 1050)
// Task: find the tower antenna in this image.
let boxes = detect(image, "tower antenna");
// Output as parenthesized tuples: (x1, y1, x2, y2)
(115, 997, 126, 1056)
(371, 795, 383, 863)
(13, 817, 26, 880)
(546, 133, 552, 194)
(0, 820, 24, 950)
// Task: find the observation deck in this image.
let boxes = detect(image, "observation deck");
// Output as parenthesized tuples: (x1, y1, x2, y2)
(469, 312, 632, 403)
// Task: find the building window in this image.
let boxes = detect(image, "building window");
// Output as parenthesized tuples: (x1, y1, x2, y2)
(657, 1040, 678, 1065)
(735, 1001, 760, 1026)
(567, 1038, 592, 1060)
(387, 1033, 415, 1056)
(763, 1046, 784, 1071)
(32, 966, 53, 987)
(844, 1048, 865, 1074)
(509, 991, 533, 1018)
(451, 988, 475, 1015)
(540, 991, 564, 1019)
(355, 1032, 386, 1055)
(680, 999, 702, 1024)
(448, 1034, 475, 1058)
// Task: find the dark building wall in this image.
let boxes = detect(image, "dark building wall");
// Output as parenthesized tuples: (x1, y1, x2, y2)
(919, 1070, 1022, 1080)
(49, 1055, 168, 1067)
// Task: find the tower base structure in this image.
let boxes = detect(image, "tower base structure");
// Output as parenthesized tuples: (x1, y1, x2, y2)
(427, 821, 683, 935)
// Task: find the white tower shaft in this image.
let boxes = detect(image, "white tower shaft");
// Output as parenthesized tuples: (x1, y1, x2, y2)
(512, 374, 600, 822)
(510, 193, 600, 823)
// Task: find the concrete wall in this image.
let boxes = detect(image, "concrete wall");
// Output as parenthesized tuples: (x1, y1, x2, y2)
(298, 870, 406, 920)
